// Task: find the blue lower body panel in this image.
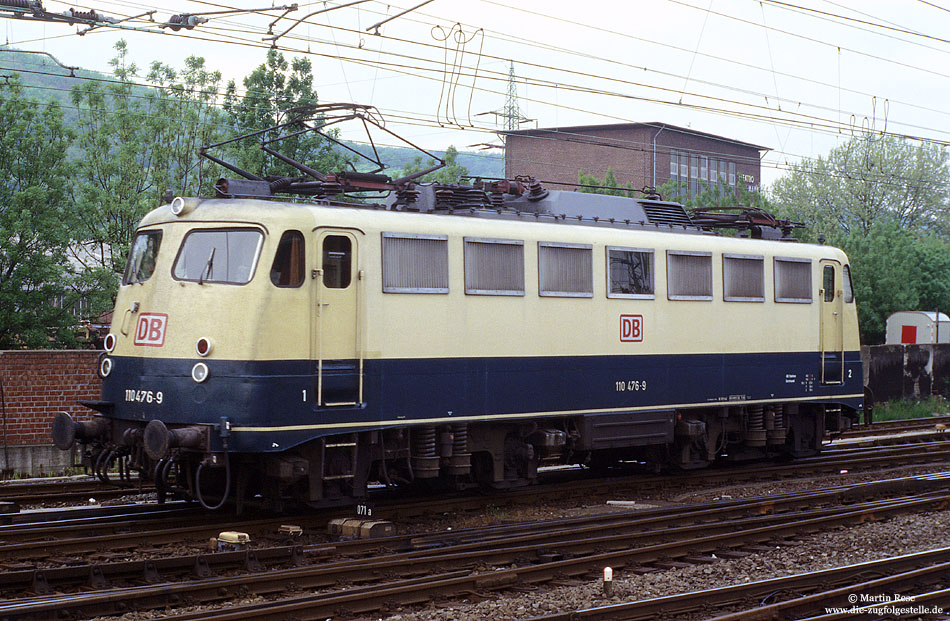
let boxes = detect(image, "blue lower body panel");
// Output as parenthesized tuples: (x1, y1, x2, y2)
(100, 351, 864, 452)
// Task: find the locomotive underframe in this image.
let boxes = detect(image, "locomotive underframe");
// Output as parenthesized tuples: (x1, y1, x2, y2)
(63, 400, 853, 510)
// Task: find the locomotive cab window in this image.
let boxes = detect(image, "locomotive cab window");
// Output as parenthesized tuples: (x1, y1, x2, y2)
(667, 250, 712, 300)
(322, 235, 352, 289)
(723, 254, 764, 302)
(843, 265, 854, 303)
(539, 242, 593, 298)
(774, 257, 812, 303)
(607, 246, 654, 299)
(173, 228, 263, 285)
(270, 230, 305, 288)
(382, 232, 449, 293)
(124, 230, 162, 285)
(464, 237, 525, 296)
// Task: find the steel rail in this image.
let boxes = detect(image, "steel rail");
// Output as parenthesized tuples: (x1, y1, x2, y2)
(2, 484, 949, 619)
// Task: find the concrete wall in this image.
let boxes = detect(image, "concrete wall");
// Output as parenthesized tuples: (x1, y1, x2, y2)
(0, 350, 100, 476)
(863, 343, 950, 403)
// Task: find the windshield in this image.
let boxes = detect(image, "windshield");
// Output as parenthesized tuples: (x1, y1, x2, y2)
(173, 229, 263, 284)
(124, 231, 163, 285)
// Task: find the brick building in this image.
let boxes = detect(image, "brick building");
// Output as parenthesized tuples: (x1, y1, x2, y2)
(504, 122, 767, 199)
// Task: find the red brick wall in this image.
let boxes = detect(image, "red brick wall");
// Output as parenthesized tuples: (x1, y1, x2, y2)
(506, 124, 762, 193)
(0, 351, 100, 446)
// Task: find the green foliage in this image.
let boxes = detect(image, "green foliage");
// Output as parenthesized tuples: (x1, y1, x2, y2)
(577, 167, 638, 197)
(0, 77, 78, 348)
(659, 176, 768, 210)
(68, 41, 228, 322)
(223, 49, 346, 179)
(395, 145, 469, 184)
(873, 397, 950, 421)
(770, 132, 950, 237)
(770, 132, 950, 344)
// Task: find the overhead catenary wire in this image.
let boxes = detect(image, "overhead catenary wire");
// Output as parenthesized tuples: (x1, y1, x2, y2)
(1, 0, 948, 191)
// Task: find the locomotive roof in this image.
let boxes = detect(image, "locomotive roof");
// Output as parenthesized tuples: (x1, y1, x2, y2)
(139, 195, 845, 263)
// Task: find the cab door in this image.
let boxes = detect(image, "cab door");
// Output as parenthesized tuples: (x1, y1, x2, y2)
(313, 229, 363, 406)
(819, 259, 843, 384)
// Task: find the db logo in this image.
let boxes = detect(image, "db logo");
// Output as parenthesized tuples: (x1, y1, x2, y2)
(620, 315, 643, 342)
(134, 313, 168, 347)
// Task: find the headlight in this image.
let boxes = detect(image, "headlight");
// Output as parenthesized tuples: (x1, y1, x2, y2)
(191, 362, 209, 383)
(104, 333, 116, 353)
(99, 357, 113, 378)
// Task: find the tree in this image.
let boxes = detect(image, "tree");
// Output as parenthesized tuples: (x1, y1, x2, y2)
(577, 167, 638, 197)
(0, 77, 78, 347)
(770, 132, 950, 344)
(770, 132, 950, 238)
(395, 145, 469, 183)
(70, 41, 226, 317)
(224, 49, 345, 179)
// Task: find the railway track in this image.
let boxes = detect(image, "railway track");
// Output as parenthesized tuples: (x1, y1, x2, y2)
(528, 546, 950, 620)
(2, 437, 949, 563)
(2, 473, 948, 619)
(0, 475, 150, 507)
(842, 414, 950, 438)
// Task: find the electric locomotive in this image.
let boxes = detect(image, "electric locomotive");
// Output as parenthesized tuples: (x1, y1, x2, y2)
(52, 105, 864, 510)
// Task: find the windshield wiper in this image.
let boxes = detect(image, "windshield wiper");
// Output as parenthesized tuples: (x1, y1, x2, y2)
(198, 247, 216, 285)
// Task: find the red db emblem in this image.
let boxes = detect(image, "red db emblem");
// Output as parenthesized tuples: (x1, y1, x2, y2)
(620, 315, 642, 342)
(134, 313, 167, 347)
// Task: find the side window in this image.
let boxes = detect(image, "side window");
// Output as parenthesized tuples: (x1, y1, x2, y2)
(823, 265, 835, 302)
(607, 246, 654, 298)
(723, 254, 764, 302)
(270, 230, 305, 288)
(323, 235, 352, 289)
(464, 238, 525, 296)
(539, 242, 593, 297)
(173, 229, 263, 285)
(667, 250, 712, 300)
(774, 257, 812, 303)
(124, 230, 162, 284)
(843, 264, 854, 303)
(381, 232, 448, 293)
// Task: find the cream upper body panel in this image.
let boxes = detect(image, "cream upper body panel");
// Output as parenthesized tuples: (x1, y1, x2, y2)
(110, 198, 859, 361)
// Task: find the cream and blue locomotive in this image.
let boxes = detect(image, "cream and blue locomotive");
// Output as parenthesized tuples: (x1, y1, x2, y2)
(52, 109, 863, 509)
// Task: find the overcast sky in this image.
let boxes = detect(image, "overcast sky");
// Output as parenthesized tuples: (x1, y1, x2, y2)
(4, 0, 949, 187)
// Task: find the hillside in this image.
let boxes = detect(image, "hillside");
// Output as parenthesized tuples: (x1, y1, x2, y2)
(0, 48, 505, 179)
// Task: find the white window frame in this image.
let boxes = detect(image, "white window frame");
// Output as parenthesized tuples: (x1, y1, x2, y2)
(381, 232, 449, 294)
(538, 241, 593, 298)
(723, 253, 765, 302)
(773, 256, 813, 303)
(464, 237, 525, 296)
(606, 246, 655, 299)
(667, 250, 713, 301)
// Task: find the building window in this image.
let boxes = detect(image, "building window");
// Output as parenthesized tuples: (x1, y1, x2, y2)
(464, 237, 525, 296)
(728, 161, 736, 188)
(700, 156, 708, 187)
(382, 232, 449, 293)
(774, 257, 812, 303)
(723, 254, 765, 302)
(539, 242, 593, 297)
(667, 250, 712, 300)
(607, 247, 654, 298)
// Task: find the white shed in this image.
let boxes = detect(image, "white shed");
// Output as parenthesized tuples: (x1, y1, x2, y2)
(885, 311, 950, 344)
